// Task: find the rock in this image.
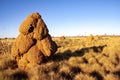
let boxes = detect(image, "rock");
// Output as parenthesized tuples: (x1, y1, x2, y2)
(11, 12, 57, 70)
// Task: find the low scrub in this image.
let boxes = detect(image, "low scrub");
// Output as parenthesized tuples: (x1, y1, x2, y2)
(0, 36, 120, 80)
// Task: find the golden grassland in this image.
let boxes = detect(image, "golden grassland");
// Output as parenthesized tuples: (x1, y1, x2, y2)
(0, 36, 120, 80)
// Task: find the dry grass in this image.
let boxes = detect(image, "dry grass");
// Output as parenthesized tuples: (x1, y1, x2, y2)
(0, 36, 120, 80)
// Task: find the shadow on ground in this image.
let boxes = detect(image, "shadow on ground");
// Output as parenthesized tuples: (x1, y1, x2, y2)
(49, 45, 107, 62)
(40, 45, 107, 80)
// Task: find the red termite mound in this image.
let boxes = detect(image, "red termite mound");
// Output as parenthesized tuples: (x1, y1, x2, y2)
(11, 13, 57, 70)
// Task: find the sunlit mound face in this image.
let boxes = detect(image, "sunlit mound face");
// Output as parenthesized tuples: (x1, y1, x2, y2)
(19, 13, 48, 40)
(19, 13, 39, 34)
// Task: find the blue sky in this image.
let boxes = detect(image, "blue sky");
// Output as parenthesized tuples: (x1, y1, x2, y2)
(0, 0, 120, 38)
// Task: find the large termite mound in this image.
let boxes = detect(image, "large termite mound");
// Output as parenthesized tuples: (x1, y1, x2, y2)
(11, 13, 57, 70)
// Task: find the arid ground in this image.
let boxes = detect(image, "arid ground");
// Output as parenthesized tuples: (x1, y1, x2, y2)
(0, 36, 120, 80)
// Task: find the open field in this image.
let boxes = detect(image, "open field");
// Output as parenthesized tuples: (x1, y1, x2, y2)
(0, 36, 120, 80)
